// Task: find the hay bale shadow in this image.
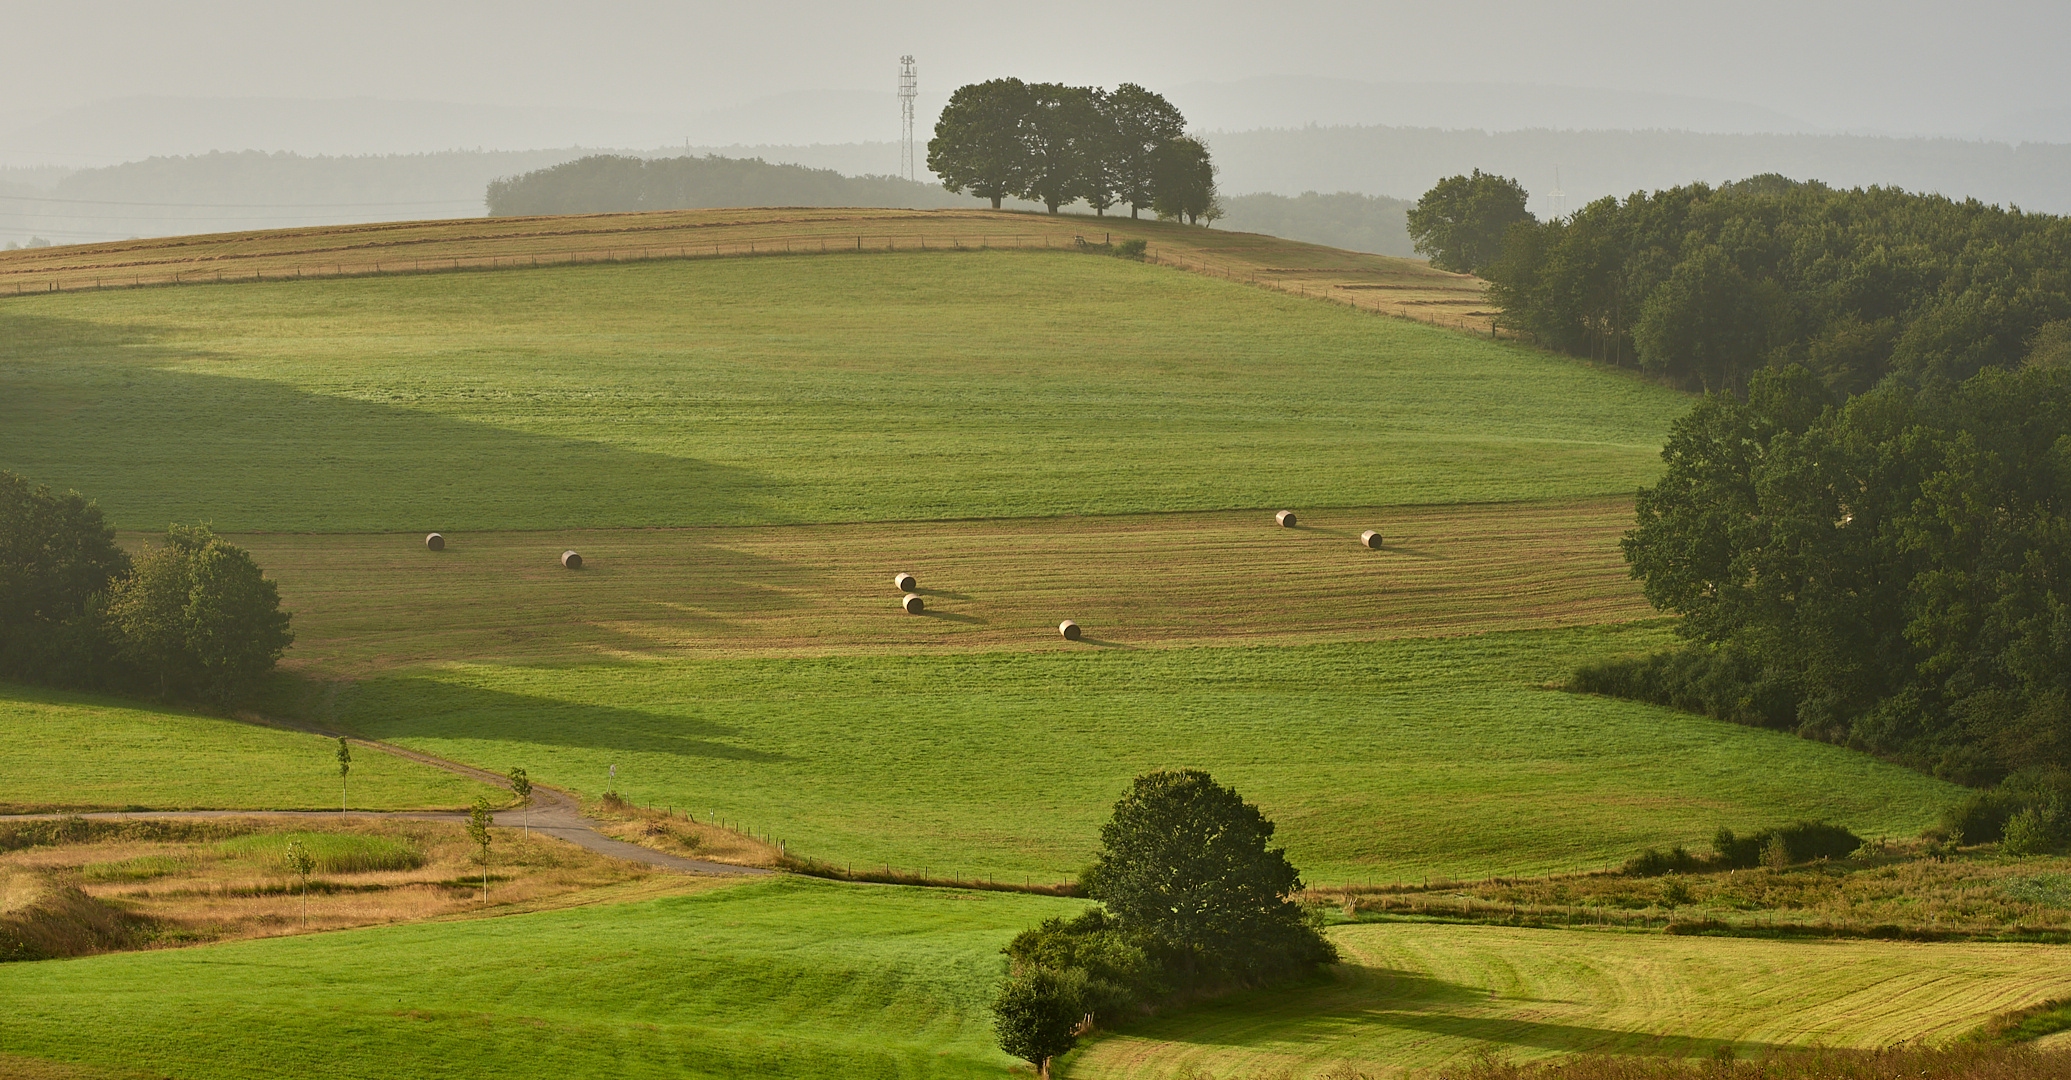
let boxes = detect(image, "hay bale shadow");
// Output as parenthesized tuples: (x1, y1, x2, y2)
(913, 587, 974, 600)
(1075, 636, 1136, 649)
(920, 611, 987, 624)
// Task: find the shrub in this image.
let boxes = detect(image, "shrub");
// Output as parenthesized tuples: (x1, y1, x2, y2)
(1713, 822, 1863, 869)
(1114, 238, 1148, 259)
(1941, 769, 2071, 844)
(2003, 810, 2054, 857)
(1003, 908, 1170, 1021)
(1622, 845, 1705, 877)
(1569, 648, 1798, 730)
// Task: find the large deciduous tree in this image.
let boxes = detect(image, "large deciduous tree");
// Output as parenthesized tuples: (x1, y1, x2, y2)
(927, 78, 1034, 210)
(105, 524, 293, 706)
(1084, 769, 1334, 981)
(0, 471, 131, 686)
(1021, 83, 1099, 215)
(1104, 84, 1187, 219)
(1150, 137, 1217, 226)
(1407, 169, 1534, 274)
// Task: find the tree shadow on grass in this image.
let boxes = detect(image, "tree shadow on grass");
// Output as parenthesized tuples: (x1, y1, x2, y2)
(329, 671, 793, 764)
(1131, 965, 1792, 1060)
(0, 312, 775, 532)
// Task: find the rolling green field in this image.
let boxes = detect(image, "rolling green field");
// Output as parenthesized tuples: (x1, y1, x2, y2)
(0, 251, 1681, 532)
(1069, 922, 2071, 1077)
(333, 625, 1959, 884)
(0, 683, 494, 812)
(4, 877, 2061, 1080)
(0, 876, 1077, 1080)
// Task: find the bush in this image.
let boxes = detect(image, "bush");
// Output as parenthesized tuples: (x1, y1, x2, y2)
(1712, 822, 1863, 869)
(1570, 649, 1798, 730)
(1004, 908, 1170, 1021)
(1113, 238, 1148, 259)
(1941, 769, 2071, 844)
(1622, 845, 1705, 877)
(2003, 810, 2054, 857)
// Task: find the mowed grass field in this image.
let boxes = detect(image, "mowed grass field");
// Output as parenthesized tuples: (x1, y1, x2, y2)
(3, 878, 2061, 1080)
(1069, 922, 2071, 1078)
(231, 497, 1650, 671)
(332, 626, 1959, 884)
(0, 250, 1681, 532)
(0, 876, 1079, 1080)
(0, 682, 493, 812)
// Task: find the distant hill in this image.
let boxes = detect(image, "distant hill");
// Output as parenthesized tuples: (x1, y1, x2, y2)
(1215, 191, 1414, 257)
(484, 154, 981, 216)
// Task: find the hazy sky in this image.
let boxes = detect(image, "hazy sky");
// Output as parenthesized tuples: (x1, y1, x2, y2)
(4, 0, 2066, 137)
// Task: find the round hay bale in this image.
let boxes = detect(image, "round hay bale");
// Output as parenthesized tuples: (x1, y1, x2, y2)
(424, 532, 445, 551)
(561, 550, 583, 570)
(893, 571, 918, 592)
(1275, 510, 1298, 528)
(901, 593, 925, 614)
(1059, 620, 1082, 641)
(1361, 530, 1383, 549)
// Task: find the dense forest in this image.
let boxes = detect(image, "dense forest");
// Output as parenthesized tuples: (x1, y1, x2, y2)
(486, 154, 975, 216)
(1488, 176, 2071, 394)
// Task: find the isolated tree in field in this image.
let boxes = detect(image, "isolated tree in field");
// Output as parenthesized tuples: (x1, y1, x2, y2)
(1150, 137, 1217, 225)
(928, 78, 1034, 209)
(507, 767, 532, 836)
(284, 839, 315, 927)
(991, 967, 1087, 1080)
(466, 797, 494, 903)
(1104, 84, 1187, 219)
(104, 524, 293, 705)
(336, 738, 352, 812)
(0, 471, 131, 687)
(1407, 170, 1533, 274)
(1084, 769, 1333, 981)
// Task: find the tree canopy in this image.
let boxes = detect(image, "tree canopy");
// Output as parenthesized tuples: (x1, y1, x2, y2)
(1406, 169, 1534, 275)
(0, 471, 130, 686)
(104, 524, 294, 707)
(1487, 175, 2071, 394)
(1596, 363, 2071, 784)
(928, 79, 1209, 219)
(1085, 769, 1333, 981)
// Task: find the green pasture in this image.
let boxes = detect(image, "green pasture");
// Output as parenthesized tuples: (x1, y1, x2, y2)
(0, 251, 1683, 532)
(0, 682, 493, 813)
(1068, 922, 2071, 1077)
(0, 875, 1077, 1080)
(332, 625, 1960, 884)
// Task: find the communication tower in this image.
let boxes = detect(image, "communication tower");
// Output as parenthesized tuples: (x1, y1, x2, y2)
(1548, 166, 1568, 219)
(898, 56, 918, 182)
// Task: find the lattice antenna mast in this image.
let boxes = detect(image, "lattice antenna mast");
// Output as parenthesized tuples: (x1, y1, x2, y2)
(1548, 165, 1567, 219)
(898, 56, 918, 182)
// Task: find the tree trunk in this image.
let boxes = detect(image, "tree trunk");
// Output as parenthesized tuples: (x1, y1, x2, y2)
(990, 195, 1002, 209)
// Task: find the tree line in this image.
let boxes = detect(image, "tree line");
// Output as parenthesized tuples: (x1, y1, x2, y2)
(1423, 172, 2071, 395)
(1, 472, 292, 707)
(928, 79, 1219, 223)
(1576, 361, 2071, 795)
(485, 154, 974, 216)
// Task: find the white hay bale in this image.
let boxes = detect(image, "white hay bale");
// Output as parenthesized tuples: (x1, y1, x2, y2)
(425, 532, 445, 551)
(1275, 510, 1298, 528)
(561, 550, 583, 570)
(1059, 620, 1082, 641)
(893, 571, 918, 592)
(1361, 530, 1383, 549)
(902, 593, 925, 614)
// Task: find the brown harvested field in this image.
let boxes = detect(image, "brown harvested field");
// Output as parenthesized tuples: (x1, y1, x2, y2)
(196, 496, 1648, 674)
(0, 817, 684, 954)
(0, 206, 1492, 330)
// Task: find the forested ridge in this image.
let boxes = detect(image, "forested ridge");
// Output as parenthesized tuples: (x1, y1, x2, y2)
(1488, 176, 2071, 394)
(485, 154, 972, 216)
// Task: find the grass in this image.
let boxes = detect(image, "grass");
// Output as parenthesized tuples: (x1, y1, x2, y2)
(0, 682, 496, 812)
(0, 207, 1494, 328)
(1065, 922, 2071, 1078)
(329, 625, 1961, 884)
(215, 830, 425, 873)
(218, 497, 1650, 674)
(0, 875, 1079, 1080)
(0, 250, 1683, 533)
(1318, 848, 2071, 939)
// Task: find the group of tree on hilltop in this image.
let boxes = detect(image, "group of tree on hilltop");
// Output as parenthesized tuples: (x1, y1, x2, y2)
(928, 80, 1219, 223)
(1, 471, 292, 707)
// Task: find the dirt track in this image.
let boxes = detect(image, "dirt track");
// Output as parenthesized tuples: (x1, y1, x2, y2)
(4, 728, 772, 877)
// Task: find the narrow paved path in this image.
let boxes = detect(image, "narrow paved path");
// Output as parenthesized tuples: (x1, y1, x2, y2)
(6, 726, 772, 877)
